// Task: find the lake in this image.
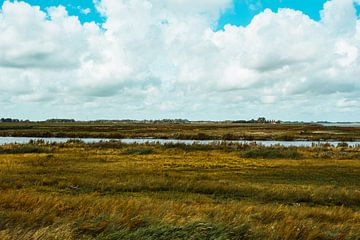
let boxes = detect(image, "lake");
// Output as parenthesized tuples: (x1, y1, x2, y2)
(0, 137, 359, 147)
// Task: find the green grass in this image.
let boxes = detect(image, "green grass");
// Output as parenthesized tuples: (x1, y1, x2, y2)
(122, 148, 155, 155)
(0, 145, 51, 154)
(241, 146, 302, 159)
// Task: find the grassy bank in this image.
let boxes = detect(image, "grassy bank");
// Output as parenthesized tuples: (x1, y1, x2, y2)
(0, 122, 360, 141)
(0, 142, 359, 239)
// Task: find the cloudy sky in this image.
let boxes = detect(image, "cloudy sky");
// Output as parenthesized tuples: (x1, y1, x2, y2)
(0, 0, 359, 121)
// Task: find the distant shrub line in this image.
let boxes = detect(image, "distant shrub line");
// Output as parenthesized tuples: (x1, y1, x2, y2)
(0, 145, 51, 154)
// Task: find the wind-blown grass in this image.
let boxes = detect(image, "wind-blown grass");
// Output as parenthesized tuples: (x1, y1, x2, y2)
(0, 141, 359, 239)
(0, 145, 50, 154)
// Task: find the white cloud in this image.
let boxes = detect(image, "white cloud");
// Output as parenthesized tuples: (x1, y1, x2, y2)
(0, 2, 95, 69)
(321, 0, 357, 36)
(80, 8, 91, 15)
(336, 98, 359, 108)
(0, 0, 360, 120)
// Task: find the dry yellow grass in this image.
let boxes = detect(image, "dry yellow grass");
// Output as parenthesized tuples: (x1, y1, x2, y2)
(0, 142, 359, 239)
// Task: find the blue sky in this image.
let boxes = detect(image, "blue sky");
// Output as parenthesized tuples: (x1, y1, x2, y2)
(0, 0, 339, 27)
(218, 0, 328, 29)
(0, 0, 104, 23)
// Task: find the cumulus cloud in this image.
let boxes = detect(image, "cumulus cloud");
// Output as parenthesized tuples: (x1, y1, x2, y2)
(0, 0, 359, 120)
(321, 0, 357, 35)
(0, 2, 95, 69)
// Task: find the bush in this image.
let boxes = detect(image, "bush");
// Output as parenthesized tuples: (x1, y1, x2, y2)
(163, 143, 216, 151)
(337, 142, 348, 148)
(123, 148, 154, 155)
(192, 133, 212, 140)
(91, 140, 126, 149)
(66, 139, 85, 144)
(0, 145, 51, 154)
(241, 146, 302, 159)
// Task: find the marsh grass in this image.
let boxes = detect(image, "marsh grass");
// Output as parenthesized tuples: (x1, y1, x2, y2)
(1, 122, 360, 141)
(122, 148, 155, 155)
(0, 142, 359, 239)
(0, 145, 50, 154)
(241, 146, 302, 159)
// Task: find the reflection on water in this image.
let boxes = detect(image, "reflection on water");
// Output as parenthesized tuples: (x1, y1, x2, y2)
(0, 137, 359, 147)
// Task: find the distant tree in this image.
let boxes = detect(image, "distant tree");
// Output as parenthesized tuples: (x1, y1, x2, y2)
(46, 119, 76, 123)
(257, 117, 267, 123)
(0, 118, 20, 123)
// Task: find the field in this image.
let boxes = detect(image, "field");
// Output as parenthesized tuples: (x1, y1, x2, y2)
(0, 141, 360, 239)
(0, 122, 360, 141)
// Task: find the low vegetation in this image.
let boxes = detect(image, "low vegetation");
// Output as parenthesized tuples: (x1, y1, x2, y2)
(0, 141, 359, 239)
(0, 121, 360, 141)
(0, 145, 51, 154)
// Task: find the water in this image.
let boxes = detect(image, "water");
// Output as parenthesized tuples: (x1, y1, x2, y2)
(319, 123, 360, 127)
(0, 137, 359, 147)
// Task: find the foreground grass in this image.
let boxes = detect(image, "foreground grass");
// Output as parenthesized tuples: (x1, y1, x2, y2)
(0, 142, 359, 239)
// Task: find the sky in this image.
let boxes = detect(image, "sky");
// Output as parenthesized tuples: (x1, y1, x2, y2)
(0, 0, 360, 121)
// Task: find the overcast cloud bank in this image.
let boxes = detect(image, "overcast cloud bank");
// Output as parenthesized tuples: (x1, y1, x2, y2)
(0, 0, 359, 121)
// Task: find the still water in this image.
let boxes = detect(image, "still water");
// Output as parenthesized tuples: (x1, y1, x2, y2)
(0, 137, 359, 147)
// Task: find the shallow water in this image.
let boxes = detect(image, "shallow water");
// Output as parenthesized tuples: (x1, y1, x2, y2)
(0, 137, 359, 147)
(319, 123, 360, 127)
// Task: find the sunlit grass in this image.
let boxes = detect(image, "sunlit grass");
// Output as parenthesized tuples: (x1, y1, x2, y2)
(0, 142, 359, 239)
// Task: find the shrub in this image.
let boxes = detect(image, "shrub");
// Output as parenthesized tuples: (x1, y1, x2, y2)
(66, 139, 85, 144)
(241, 146, 302, 159)
(91, 140, 126, 149)
(123, 149, 154, 155)
(0, 145, 51, 154)
(337, 142, 348, 148)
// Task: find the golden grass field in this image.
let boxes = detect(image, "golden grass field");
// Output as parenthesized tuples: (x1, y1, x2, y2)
(0, 141, 359, 239)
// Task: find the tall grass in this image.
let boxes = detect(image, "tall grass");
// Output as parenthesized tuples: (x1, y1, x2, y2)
(241, 146, 302, 159)
(0, 145, 50, 154)
(0, 142, 359, 239)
